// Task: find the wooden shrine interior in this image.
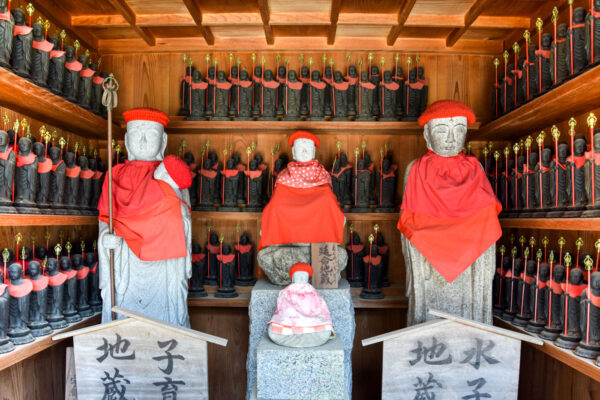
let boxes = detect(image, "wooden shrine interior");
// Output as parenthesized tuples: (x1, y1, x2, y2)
(2, 0, 600, 399)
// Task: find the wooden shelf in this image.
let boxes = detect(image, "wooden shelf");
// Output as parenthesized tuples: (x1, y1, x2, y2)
(165, 117, 480, 135)
(0, 67, 123, 139)
(494, 317, 600, 382)
(0, 214, 98, 227)
(477, 64, 600, 141)
(499, 218, 600, 231)
(193, 210, 398, 220)
(0, 313, 100, 373)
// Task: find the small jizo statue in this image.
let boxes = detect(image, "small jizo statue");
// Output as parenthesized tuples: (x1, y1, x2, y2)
(7, 263, 34, 345)
(33, 142, 51, 211)
(346, 231, 365, 287)
(189, 243, 207, 298)
(62, 46, 81, 102)
(48, 146, 66, 213)
(205, 231, 220, 285)
(45, 257, 68, 329)
(541, 261, 565, 341)
(586, 0, 600, 65)
(551, 24, 569, 85)
(535, 33, 552, 94)
(71, 253, 92, 318)
(283, 70, 303, 120)
(221, 158, 243, 212)
(556, 265, 586, 350)
(47, 37, 65, 95)
(361, 243, 384, 299)
(575, 266, 600, 359)
(188, 70, 207, 121)
(502, 256, 524, 321)
(211, 70, 232, 121)
(26, 261, 52, 337)
(10, 8, 32, 78)
(376, 157, 398, 212)
(234, 70, 253, 120)
(566, 134, 588, 212)
(584, 131, 600, 216)
(0, 0, 13, 68)
(356, 71, 376, 121)
(30, 23, 53, 86)
(258, 69, 281, 120)
(215, 243, 237, 298)
(84, 251, 101, 312)
(513, 259, 536, 327)
(0, 267, 14, 353)
(379, 70, 401, 121)
(525, 257, 549, 334)
(308, 70, 329, 120)
(60, 256, 81, 324)
(14, 136, 39, 214)
(331, 152, 353, 209)
(235, 233, 255, 286)
(0, 130, 15, 214)
(331, 70, 349, 120)
(63, 151, 80, 213)
(77, 55, 95, 109)
(567, 7, 589, 76)
(243, 160, 264, 212)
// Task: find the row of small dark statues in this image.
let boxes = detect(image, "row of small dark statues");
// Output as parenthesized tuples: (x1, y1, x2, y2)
(183, 149, 398, 213)
(345, 229, 391, 300)
(493, 235, 600, 365)
(493, 4, 600, 116)
(0, 132, 106, 215)
(178, 64, 428, 122)
(0, 5, 109, 117)
(0, 240, 100, 353)
(480, 132, 600, 218)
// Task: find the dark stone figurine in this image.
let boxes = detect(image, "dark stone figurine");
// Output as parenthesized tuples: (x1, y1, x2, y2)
(501, 256, 524, 321)
(77, 55, 94, 109)
(331, 71, 349, 120)
(521, 151, 539, 212)
(189, 243, 207, 298)
(30, 23, 53, 86)
(196, 158, 218, 211)
(45, 257, 67, 329)
(493, 253, 511, 316)
(59, 256, 81, 323)
(0, 269, 14, 353)
(221, 158, 243, 212)
(379, 70, 400, 121)
(547, 142, 570, 216)
(513, 259, 536, 327)
(308, 70, 329, 120)
(211, 70, 232, 121)
(376, 233, 390, 287)
(32, 142, 51, 212)
(541, 263, 566, 340)
(178, 66, 193, 116)
(565, 135, 588, 216)
(501, 65, 515, 113)
(510, 59, 524, 107)
(26, 261, 52, 337)
(404, 68, 426, 121)
(48, 146, 66, 214)
(47, 37, 65, 95)
(63, 151, 81, 214)
(567, 7, 589, 76)
(10, 8, 31, 78)
(586, 0, 600, 65)
(575, 272, 600, 359)
(583, 132, 600, 217)
(187, 70, 207, 121)
(233, 70, 253, 120)
(243, 160, 263, 212)
(282, 70, 303, 120)
(0, 130, 16, 214)
(360, 245, 384, 299)
(78, 155, 94, 213)
(7, 263, 34, 345)
(234, 234, 255, 286)
(376, 158, 397, 212)
(346, 233, 365, 287)
(556, 268, 586, 349)
(535, 33, 552, 94)
(331, 152, 353, 209)
(90, 157, 104, 210)
(525, 261, 549, 334)
(0, 0, 13, 68)
(215, 244, 238, 298)
(84, 252, 101, 312)
(205, 232, 220, 286)
(14, 136, 39, 214)
(346, 65, 359, 118)
(352, 160, 372, 212)
(258, 70, 281, 120)
(62, 46, 81, 102)
(537, 148, 554, 209)
(551, 24, 569, 85)
(72, 254, 92, 317)
(356, 71, 375, 121)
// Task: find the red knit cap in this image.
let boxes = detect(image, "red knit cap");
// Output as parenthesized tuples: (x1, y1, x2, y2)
(123, 108, 170, 128)
(289, 262, 313, 279)
(163, 155, 192, 189)
(417, 100, 476, 127)
(288, 131, 320, 148)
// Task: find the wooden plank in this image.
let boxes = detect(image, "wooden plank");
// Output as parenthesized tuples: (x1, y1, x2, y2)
(257, 0, 274, 45)
(499, 218, 600, 231)
(105, 0, 156, 46)
(446, 0, 492, 47)
(0, 214, 98, 227)
(52, 318, 132, 341)
(0, 314, 100, 373)
(327, 0, 342, 45)
(495, 317, 600, 382)
(386, 0, 418, 46)
(362, 319, 451, 346)
(181, 0, 215, 45)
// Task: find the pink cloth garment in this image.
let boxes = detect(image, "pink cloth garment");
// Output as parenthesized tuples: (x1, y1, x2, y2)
(268, 282, 334, 335)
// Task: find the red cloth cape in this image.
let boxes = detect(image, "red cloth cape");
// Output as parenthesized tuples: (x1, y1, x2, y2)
(38, 158, 52, 173)
(259, 184, 344, 249)
(32, 40, 53, 52)
(0, 148, 13, 160)
(93, 76, 104, 85)
(9, 279, 32, 298)
(50, 50, 65, 59)
(31, 276, 48, 291)
(398, 151, 502, 283)
(98, 160, 187, 261)
(16, 153, 35, 167)
(48, 272, 67, 286)
(66, 166, 81, 178)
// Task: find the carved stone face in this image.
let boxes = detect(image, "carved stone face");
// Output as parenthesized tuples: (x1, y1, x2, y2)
(574, 7, 586, 22)
(558, 23, 567, 38)
(542, 33, 552, 48)
(183, 152, 194, 165)
(46, 258, 58, 274)
(125, 120, 167, 161)
(377, 233, 385, 246)
(288, 70, 297, 82)
(396, 66, 404, 77)
(291, 270, 308, 284)
(301, 66, 309, 78)
(18, 137, 31, 154)
(383, 70, 392, 82)
(209, 232, 218, 245)
(85, 252, 95, 266)
(423, 117, 469, 157)
(226, 158, 234, 169)
(417, 67, 424, 79)
(528, 152, 538, 166)
(240, 70, 249, 81)
(349, 65, 357, 77)
(558, 142, 569, 159)
(592, 272, 600, 290)
(192, 70, 201, 81)
(79, 155, 88, 169)
(254, 66, 262, 77)
(264, 69, 273, 81)
(33, 24, 43, 40)
(570, 268, 583, 285)
(65, 46, 74, 59)
(217, 70, 226, 81)
(249, 160, 257, 171)
(278, 66, 286, 78)
(12, 9, 25, 25)
(383, 158, 390, 172)
(60, 256, 72, 271)
(311, 70, 320, 81)
(333, 70, 342, 82)
(72, 254, 82, 268)
(231, 66, 238, 79)
(208, 66, 215, 78)
(357, 160, 365, 170)
(89, 158, 97, 170)
(409, 69, 417, 82)
(552, 263, 564, 282)
(353, 233, 360, 244)
(371, 245, 379, 257)
(574, 138, 586, 155)
(0, 0, 6, 10)
(32, 142, 44, 158)
(291, 138, 316, 163)
(542, 148, 552, 163)
(325, 66, 332, 78)
(223, 244, 231, 255)
(255, 153, 263, 164)
(240, 234, 248, 245)
(370, 66, 378, 76)
(49, 146, 61, 162)
(517, 155, 525, 172)
(364, 152, 371, 165)
(28, 261, 40, 277)
(596, 0, 600, 10)
(203, 157, 211, 170)
(360, 71, 368, 82)
(0, 131, 7, 147)
(36, 247, 46, 260)
(8, 263, 21, 281)
(65, 151, 75, 166)
(340, 152, 347, 166)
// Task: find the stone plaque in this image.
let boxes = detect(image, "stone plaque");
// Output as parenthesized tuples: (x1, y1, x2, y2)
(311, 242, 339, 289)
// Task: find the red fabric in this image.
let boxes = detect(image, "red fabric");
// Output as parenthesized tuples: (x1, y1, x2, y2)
(276, 160, 331, 188)
(382, 81, 400, 90)
(244, 170, 262, 179)
(567, 283, 586, 298)
(397, 151, 502, 283)
(50, 50, 65, 59)
(93, 76, 104, 85)
(0, 11, 10, 22)
(378, 244, 389, 254)
(381, 164, 398, 179)
(80, 68, 95, 78)
(323, 77, 332, 85)
(524, 275, 534, 285)
(51, 160, 63, 172)
(206, 243, 220, 254)
(13, 25, 32, 36)
(191, 253, 205, 262)
(573, 23, 585, 29)
(32, 40, 53, 52)
(65, 61, 82, 72)
(310, 81, 326, 89)
(300, 77, 310, 84)
(66, 166, 80, 178)
(347, 244, 364, 253)
(535, 49, 551, 59)
(263, 80, 280, 89)
(538, 280, 547, 289)
(93, 171, 103, 179)
(235, 244, 252, 253)
(331, 164, 352, 178)
(289, 262, 313, 278)
(16, 153, 35, 167)
(90, 262, 98, 274)
(555, 38, 566, 44)
(38, 158, 52, 173)
(591, 292, 600, 308)
(123, 108, 169, 128)
(567, 155, 586, 168)
(216, 81, 233, 90)
(8, 279, 33, 298)
(216, 254, 235, 263)
(511, 69, 523, 79)
(418, 78, 429, 85)
(363, 255, 382, 265)
(48, 272, 67, 286)
(260, 184, 344, 248)
(236, 80, 252, 88)
(201, 169, 217, 179)
(585, 151, 600, 166)
(592, 10, 600, 18)
(223, 169, 241, 178)
(332, 81, 349, 90)
(192, 81, 208, 90)
(80, 169, 94, 179)
(550, 280, 563, 295)
(62, 269, 77, 280)
(97, 160, 187, 261)
(76, 266, 89, 280)
(31, 276, 48, 291)
(418, 100, 476, 127)
(0, 148, 13, 160)
(164, 155, 192, 189)
(359, 81, 375, 89)
(287, 81, 303, 90)
(288, 131, 320, 148)
(408, 81, 425, 90)
(345, 76, 358, 85)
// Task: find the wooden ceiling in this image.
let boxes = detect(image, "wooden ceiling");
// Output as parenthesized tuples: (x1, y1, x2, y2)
(27, 0, 559, 54)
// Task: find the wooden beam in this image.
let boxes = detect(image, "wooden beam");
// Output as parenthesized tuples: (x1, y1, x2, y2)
(257, 0, 274, 45)
(446, 0, 492, 47)
(105, 0, 156, 46)
(327, 0, 342, 45)
(386, 0, 418, 46)
(181, 0, 215, 45)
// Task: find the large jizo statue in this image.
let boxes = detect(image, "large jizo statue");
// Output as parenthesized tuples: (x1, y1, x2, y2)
(98, 108, 193, 327)
(0, 0, 13, 68)
(398, 101, 502, 325)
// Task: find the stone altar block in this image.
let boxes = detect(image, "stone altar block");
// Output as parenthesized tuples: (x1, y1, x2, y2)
(246, 279, 355, 400)
(257, 334, 346, 399)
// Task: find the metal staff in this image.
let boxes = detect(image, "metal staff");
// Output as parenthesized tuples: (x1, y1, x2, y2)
(354, 147, 359, 206)
(568, 117, 577, 206)
(537, 133, 544, 208)
(497, 245, 506, 307)
(564, 252, 573, 336)
(588, 113, 597, 205)
(513, 143, 520, 209)
(493, 58, 499, 117)
(502, 51, 508, 112)
(596, 238, 600, 272)
(552, 7, 559, 85)
(494, 151, 500, 196)
(524, 30, 531, 100)
(503, 146, 510, 209)
(509, 246, 517, 313)
(584, 255, 594, 345)
(534, 249, 543, 322)
(102, 74, 119, 321)
(552, 126, 561, 207)
(547, 250, 555, 329)
(569, 0, 574, 74)
(520, 246, 530, 316)
(2, 249, 8, 284)
(536, 18, 543, 94)
(542, 236, 549, 262)
(525, 136, 532, 209)
(512, 42, 519, 108)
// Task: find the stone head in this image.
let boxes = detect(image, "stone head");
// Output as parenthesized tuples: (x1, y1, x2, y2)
(192, 69, 201, 81)
(570, 267, 584, 285)
(125, 119, 167, 162)
(36, 246, 47, 260)
(291, 138, 316, 163)
(542, 148, 552, 163)
(507, 64, 515, 75)
(226, 158, 235, 170)
(254, 153, 263, 165)
(508, 159, 515, 170)
(596, 0, 600, 10)
(383, 70, 392, 82)
(574, 7, 586, 22)
(60, 256, 72, 271)
(21, 246, 32, 261)
(65, 151, 75, 166)
(376, 233, 386, 246)
(78, 53, 88, 67)
(558, 142, 569, 160)
(526, 260, 536, 275)
(90, 63, 97, 72)
(27, 261, 41, 278)
(382, 158, 391, 172)
(65, 46, 75, 59)
(528, 151, 538, 166)
(288, 70, 297, 82)
(78, 155, 89, 169)
(49, 146, 61, 163)
(84, 252, 95, 267)
(349, 65, 357, 77)
(222, 244, 231, 255)
(516, 155, 525, 172)
(558, 23, 567, 38)
(231, 66, 238, 79)
(33, 23, 43, 40)
(0, 0, 6, 11)
(12, 8, 25, 25)
(574, 136, 586, 155)
(364, 152, 371, 165)
(311, 70, 320, 82)
(254, 66, 262, 77)
(183, 152, 194, 166)
(240, 70, 249, 81)
(192, 242, 201, 254)
(8, 263, 22, 282)
(370, 66, 379, 76)
(325, 66, 332, 78)
(360, 71, 369, 82)
(409, 68, 416, 82)
(232, 153, 241, 165)
(301, 66, 309, 78)
(202, 157, 211, 170)
(539, 263, 549, 281)
(209, 232, 218, 245)
(340, 152, 348, 166)
(249, 159, 257, 171)
(208, 151, 218, 164)
(352, 232, 361, 244)
(71, 253, 82, 268)
(18, 137, 32, 154)
(541, 33, 552, 49)
(240, 234, 249, 245)
(514, 258, 524, 275)
(357, 159, 365, 170)
(423, 117, 468, 157)
(417, 66, 425, 79)
(217, 70, 226, 81)
(46, 258, 58, 274)
(370, 244, 379, 257)
(208, 66, 215, 78)
(395, 66, 404, 77)
(274, 158, 283, 172)
(592, 272, 600, 291)
(32, 142, 44, 158)
(89, 158, 97, 171)
(278, 66, 286, 78)
(333, 70, 342, 82)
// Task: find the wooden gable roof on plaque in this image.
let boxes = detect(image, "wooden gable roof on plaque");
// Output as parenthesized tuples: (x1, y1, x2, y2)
(362, 309, 542, 400)
(53, 307, 227, 400)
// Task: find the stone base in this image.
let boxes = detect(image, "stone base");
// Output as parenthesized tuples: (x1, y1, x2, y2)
(347, 278, 363, 288)
(525, 321, 545, 334)
(243, 206, 263, 212)
(47, 316, 68, 330)
(492, 305, 504, 317)
(77, 306, 94, 318)
(0, 337, 14, 354)
(500, 311, 516, 322)
(374, 207, 396, 213)
(219, 206, 241, 212)
(246, 279, 354, 400)
(349, 206, 371, 213)
(64, 312, 82, 324)
(0, 203, 17, 214)
(512, 314, 531, 327)
(563, 207, 585, 218)
(15, 204, 41, 214)
(90, 303, 102, 313)
(8, 329, 34, 345)
(256, 334, 346, 400)
(215, 287, 238, 298)
(235, 277, 256, 287)
(189, 288, 208, 298)
(556, 334, 581, 350)
(545, 208, 567, 218)
(574, 342, 600, 359)
(360, 288, 384, 299)
(581, 206, 600, 218)
(29, 322, 53, 337)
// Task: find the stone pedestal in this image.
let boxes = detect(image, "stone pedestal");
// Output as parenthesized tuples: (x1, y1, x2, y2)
(246, 279, 355, 400)
(255, 334, 346, 400)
